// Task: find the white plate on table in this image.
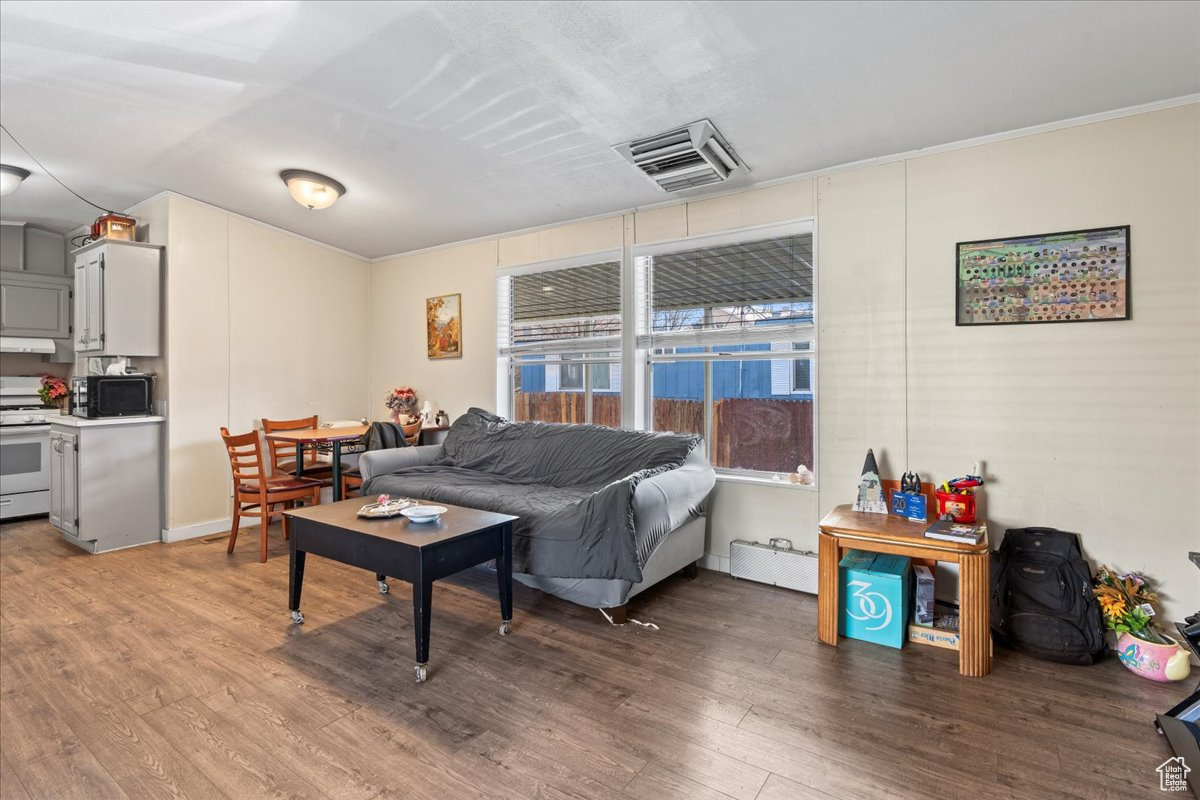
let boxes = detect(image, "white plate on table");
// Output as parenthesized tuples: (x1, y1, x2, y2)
(400, 505, 448, 524)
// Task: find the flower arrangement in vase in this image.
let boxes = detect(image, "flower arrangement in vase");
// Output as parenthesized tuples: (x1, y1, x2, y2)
(1093, 566, 1191, 682)
(38, 374, 69, 410)
(385, 386, 417, 424)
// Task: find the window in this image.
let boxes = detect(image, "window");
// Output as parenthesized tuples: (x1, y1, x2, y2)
(559, 358, 584, 391)
(495, 220, 816, 483)
(635, 222, 816, 480)
(497, 253, 622, 426)
(793, 357, 811, 393)
(788, 342, 812, 394)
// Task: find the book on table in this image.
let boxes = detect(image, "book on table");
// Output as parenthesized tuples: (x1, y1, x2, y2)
(925, 519, 986, 544)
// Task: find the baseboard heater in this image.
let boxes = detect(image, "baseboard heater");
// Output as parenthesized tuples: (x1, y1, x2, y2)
(729, 538, 819, 594)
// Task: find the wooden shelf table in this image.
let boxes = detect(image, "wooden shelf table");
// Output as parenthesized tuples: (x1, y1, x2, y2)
(817, 504, 991, 677)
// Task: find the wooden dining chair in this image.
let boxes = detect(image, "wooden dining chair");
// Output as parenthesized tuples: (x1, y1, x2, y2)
(221, 427, 322, 562)
(341, 420, 423, 498)
(261, 415, 334, 484)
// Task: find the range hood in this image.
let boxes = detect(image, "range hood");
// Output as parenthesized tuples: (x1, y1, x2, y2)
(0, 337, 56, 354)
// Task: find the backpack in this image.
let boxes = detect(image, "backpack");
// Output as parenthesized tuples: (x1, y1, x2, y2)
(990, 527, 1106, 665)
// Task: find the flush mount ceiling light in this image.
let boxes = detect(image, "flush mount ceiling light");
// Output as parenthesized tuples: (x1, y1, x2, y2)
(280, 169, 345, 210)
(0, 165, 31, 196)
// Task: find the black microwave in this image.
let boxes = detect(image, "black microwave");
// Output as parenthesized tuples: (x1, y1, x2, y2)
(71, 375, 154, 418)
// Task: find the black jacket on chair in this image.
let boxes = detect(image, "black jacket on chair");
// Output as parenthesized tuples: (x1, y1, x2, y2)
(364, 421, 410, 452)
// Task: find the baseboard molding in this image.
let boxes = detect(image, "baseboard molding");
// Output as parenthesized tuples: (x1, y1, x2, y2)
(700, 552, 731, 573)
(162, 518, 233, 543)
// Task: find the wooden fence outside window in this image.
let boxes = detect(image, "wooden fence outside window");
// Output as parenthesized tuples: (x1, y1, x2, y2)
(512, 392, 813, 473)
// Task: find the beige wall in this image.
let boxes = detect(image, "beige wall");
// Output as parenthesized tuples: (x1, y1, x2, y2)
(163, 195, 369, 535)
(369, 239, 499, 418)
(0, 353, 69, 378)
(369, 104, 1199, 619)
(902, 105, 1200, 618)
(164, 196, 230, 532)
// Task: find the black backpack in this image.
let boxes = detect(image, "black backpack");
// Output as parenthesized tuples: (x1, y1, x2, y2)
(990, 527, 1106, 665)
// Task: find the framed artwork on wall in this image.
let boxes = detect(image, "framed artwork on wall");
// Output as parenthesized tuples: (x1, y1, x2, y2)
(426, 293, 463, 359)
(956, 225, 1130, 326)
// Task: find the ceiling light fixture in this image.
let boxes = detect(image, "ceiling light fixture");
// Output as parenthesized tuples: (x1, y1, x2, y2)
(280, 169, 345, 210)
(0, 165, 31, 196)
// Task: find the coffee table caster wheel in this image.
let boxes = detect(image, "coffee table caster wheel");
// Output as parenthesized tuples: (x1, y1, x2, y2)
(498, 620, 512, 637)
(414, 664, 427, 683)
(290, 610, 304, 624)
(378, 581, 389, 595)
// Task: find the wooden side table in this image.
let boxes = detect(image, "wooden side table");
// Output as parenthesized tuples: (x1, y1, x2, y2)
(418, 425, 450, 446)
(817, 504, 991, 677)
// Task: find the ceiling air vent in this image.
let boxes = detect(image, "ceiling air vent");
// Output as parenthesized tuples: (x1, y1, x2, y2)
(614, 119, 747, 192)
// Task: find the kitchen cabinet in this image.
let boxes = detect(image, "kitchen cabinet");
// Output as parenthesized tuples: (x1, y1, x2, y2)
(0, 223, 24, 270)
(24, 228, 68, 275)
(72, 239, 161, 356)
(49, 417, 163, 553)
(48, 428, 77, 536)
(0, 223, 68, 274)
(0, 270, 72, 339)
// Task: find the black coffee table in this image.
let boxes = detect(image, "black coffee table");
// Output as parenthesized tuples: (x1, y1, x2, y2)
(283, 498, 517, 682)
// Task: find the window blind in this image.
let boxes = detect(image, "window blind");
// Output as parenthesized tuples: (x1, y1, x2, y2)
(637, 228, 814, 348)
(498, 258, 622, 355)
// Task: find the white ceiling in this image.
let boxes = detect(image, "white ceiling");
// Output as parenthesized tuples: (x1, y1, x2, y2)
(1, 1, 1197, 259)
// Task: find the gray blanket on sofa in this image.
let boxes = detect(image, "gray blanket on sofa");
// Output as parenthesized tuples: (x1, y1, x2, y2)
(362, 409, 701, 582)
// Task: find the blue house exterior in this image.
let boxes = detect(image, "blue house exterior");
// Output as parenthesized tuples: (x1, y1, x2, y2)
(518, 342, 812, 401)
(518, 311, 814, 402)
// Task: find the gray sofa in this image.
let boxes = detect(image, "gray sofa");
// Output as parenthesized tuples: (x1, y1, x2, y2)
(359, 409, 715, 612)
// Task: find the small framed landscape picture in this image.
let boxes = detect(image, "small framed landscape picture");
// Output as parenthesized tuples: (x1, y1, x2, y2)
(426, 293, 462, 359)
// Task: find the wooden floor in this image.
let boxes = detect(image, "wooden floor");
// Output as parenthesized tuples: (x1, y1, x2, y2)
(0, 517, 1190, 800)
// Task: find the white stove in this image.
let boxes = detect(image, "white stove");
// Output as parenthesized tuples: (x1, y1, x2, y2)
(0, 376, 55, 519)
(0, 406, 55, 426)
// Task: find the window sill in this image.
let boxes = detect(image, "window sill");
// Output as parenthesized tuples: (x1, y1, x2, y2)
(715, 472, 817, 491)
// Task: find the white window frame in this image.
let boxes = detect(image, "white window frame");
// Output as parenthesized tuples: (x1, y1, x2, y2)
(496, 249, 623, 424)
(633, 219, 818, 485)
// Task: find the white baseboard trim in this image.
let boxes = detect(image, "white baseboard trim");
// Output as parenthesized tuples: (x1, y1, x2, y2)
(161, 518, 233, 543)
(700, 552, 730, 573)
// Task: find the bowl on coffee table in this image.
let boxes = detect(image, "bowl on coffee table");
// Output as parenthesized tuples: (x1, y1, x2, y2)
(400, 505, 448, 524)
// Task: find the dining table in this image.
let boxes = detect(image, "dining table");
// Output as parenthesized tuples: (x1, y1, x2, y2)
(263, 425, 368, 502)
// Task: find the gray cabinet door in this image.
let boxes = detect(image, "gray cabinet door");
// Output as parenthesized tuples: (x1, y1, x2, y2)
(0, 225, 23, 270)
(62, 430, 78, 537)
(24, 228, 67, 275)
(74, 250, 103, 351)
(50, 429, 79, 536)
(49, 433, 63, 529)
(49, 431, 75, 532)
(0, 272, 71, 338)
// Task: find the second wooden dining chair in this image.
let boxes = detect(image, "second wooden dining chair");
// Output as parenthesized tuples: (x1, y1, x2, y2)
(221, 427, 322, 562)
(261, 415, 335, 484)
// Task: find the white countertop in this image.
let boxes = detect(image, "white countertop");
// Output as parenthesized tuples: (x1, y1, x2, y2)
(50, 415, 165, 428)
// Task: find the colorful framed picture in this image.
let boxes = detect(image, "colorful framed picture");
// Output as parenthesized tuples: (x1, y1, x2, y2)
(956, 225, 1130, 326)
(426, 293, 462, 359)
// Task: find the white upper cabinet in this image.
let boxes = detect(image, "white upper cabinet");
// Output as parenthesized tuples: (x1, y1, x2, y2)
(72, 239, 162, 356)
